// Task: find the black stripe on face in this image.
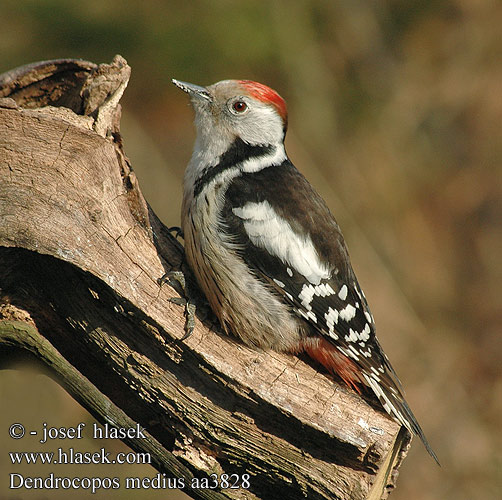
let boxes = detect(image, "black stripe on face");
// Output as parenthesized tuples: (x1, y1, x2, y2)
(193, 137, 273, 197)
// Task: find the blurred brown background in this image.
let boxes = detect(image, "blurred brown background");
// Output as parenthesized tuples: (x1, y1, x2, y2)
(1, 1, 501, 499)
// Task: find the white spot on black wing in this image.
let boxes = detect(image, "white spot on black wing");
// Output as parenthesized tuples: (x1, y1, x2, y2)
(299, 284, 315, 310)
(339, 303, 356, 322)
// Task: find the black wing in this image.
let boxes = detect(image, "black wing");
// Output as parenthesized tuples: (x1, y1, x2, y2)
(221, 159, 438, 463)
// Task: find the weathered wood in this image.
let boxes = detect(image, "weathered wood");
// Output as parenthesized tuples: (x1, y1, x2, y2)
(0, 56, 409, 499)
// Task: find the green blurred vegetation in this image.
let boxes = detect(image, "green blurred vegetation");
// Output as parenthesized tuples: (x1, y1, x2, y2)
(1, 1, 501, 499)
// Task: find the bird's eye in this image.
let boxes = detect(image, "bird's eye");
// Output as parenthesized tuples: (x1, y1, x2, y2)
(232, 100, 248, 113)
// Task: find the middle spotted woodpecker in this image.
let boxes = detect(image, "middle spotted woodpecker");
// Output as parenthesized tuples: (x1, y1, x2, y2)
(172, 78, 438, 463)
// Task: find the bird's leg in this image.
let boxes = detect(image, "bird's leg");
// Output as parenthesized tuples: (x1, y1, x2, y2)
(159, 269, 196, 340)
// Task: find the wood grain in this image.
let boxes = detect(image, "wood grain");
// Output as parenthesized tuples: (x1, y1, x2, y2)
(0, 56, 409, 499)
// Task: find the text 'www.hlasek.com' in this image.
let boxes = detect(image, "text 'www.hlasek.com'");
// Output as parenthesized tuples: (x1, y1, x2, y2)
(7, 422, 251, 494)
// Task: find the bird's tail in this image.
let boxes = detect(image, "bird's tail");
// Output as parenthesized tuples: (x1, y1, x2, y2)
(362, 373, 440, 465)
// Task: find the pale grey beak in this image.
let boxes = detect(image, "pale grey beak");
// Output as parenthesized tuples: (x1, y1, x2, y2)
(172, 79, 212, 101)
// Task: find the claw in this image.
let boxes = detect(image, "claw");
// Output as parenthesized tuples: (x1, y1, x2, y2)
(159, 270, 185, 288)
(168, 226, 184, 239)
(168, 296, 186, 306)
(160, 270, 195, 340)
(181, 303, 196, 340)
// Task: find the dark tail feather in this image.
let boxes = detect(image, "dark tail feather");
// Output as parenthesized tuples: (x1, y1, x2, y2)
(363, 373, 440, 465)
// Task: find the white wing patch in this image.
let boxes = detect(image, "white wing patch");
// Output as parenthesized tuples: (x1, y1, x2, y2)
(232, 200, 331, 284)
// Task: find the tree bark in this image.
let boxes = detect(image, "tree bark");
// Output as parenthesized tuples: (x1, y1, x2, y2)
(0, 56, 410, 500)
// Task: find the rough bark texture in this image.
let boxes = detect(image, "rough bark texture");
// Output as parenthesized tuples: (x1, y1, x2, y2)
(0, 56, 410, 500)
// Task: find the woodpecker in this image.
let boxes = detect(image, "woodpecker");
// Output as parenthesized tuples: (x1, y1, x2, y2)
(172, 78, 438, 463)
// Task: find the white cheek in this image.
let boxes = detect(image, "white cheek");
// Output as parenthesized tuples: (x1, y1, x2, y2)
(235, 105, 284, 145)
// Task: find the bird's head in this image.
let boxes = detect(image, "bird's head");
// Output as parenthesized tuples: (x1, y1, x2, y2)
(173, 79, 288, 149)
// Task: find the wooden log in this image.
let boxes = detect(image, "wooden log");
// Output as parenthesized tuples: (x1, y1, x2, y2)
(0, 56, 409, 500)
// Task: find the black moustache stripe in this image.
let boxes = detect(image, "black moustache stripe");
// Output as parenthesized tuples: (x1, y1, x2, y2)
(193, 137, 273, 197)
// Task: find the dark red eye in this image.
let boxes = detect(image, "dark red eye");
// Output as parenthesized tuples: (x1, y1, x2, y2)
(232, 100, 248, 113)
